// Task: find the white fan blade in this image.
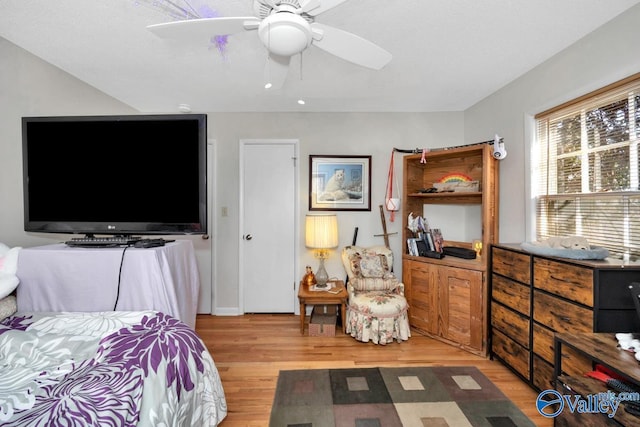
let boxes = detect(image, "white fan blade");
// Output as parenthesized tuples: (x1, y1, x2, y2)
(147, 17, 260, 40)
(264, 53, 291, 90)
(298, 0, 321, 14)
(311, 23, 392, 70)
(305, 0, 350, 16)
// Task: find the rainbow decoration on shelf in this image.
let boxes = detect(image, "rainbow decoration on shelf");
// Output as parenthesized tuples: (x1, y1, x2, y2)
(437, 173, 473, 183)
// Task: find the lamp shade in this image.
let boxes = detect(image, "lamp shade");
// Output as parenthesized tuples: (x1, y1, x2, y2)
(305, 214, 338, 249)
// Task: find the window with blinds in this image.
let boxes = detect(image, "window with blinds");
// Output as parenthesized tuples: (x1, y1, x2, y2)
(534, 74, 640, 259)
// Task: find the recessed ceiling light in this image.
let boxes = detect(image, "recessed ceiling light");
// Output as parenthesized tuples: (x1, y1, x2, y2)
(264, 83, 273, 89)
(297, 99, 305, 105)
(178, 104, 192, 113)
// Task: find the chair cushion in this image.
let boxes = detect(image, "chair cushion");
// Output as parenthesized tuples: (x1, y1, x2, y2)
(349, 277, 400, 292)
(344, 246, 394, 279)
(348, 291, 408, 318)
(356, 253, 389, 278)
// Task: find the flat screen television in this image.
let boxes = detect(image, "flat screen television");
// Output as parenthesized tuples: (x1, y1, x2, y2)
(22, 114, 207, 236)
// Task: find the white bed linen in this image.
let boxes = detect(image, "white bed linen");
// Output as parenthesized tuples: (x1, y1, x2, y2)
(0, 310, 227, 426)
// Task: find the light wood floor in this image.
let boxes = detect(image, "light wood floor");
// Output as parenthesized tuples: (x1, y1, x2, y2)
(195, 314, 552, 427)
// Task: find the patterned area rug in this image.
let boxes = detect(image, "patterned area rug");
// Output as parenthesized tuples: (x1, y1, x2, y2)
(269, 366, 535, 426)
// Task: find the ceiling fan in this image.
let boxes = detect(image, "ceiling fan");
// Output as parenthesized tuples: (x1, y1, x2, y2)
(147, 0, 392, 89)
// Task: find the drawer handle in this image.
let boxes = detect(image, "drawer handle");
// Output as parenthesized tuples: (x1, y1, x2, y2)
(550, 275, 575, 285)
(551, 311, 571, 322)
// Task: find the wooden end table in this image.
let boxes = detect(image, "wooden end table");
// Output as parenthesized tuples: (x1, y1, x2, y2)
(298, 280, 348, 335)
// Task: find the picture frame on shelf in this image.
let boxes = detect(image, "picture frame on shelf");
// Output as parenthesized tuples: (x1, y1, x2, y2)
(431, 228, 444, 252)
(309, 155, 371, 211)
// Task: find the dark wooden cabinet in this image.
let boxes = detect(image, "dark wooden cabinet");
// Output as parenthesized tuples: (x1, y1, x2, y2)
(490, 243, 640, 392)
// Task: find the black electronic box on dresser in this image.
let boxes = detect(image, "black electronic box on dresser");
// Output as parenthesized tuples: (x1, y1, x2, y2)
(489, 243, 640, 393)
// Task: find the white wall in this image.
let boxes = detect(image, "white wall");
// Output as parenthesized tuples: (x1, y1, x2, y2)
(464, 4, 640, 244)
(0, 37, 137, 249)
(0, 37, 464, 314)
(5, 3, 639, 314)
(208, 112, 463, 311)
(0, 38, 218, 312)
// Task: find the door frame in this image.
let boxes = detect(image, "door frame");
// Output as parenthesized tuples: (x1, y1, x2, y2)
(208, 138, 217, 314)
(238, 139, 300, 314)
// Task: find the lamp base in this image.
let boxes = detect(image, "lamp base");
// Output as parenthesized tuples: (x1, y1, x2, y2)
(315, 255, 329, 288)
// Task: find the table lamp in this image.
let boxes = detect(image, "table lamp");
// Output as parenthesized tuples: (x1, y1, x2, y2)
(305, 214, 339, 288)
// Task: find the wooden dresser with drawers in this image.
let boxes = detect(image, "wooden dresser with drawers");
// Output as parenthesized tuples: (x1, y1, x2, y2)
(490, 243, 640, 391)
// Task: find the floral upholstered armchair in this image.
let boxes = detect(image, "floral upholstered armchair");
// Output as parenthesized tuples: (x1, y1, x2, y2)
(341, 245, 410, 344)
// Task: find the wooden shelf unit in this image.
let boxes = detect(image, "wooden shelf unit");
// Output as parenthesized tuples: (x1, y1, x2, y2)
(401, 144, 499, 356)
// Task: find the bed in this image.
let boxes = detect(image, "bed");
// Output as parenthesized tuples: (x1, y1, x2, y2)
(0, 308, 227, 426)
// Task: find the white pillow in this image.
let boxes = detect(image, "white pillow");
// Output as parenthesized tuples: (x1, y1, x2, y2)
(0, 245, 21, 299)
(0, 274, 19, 300)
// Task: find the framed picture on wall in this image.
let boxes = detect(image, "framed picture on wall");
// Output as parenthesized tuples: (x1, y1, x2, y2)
(309, 155, 371, 211)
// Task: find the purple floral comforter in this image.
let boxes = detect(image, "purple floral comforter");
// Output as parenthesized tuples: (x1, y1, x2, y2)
(0, 311, 227, 426)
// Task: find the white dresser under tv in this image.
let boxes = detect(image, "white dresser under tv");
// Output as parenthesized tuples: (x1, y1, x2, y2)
(16, 240, 200, 328)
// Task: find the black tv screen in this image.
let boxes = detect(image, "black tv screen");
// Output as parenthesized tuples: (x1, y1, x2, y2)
(22, 114, 207, 236)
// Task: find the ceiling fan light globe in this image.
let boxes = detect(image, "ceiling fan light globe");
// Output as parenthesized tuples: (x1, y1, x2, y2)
(258, 13, 312, 57)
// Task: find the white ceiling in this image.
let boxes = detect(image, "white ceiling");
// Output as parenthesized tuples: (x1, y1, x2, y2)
(1, 0, 639, 113)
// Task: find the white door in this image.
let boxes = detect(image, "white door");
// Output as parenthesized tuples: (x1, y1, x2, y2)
(240, 139, 298, 312)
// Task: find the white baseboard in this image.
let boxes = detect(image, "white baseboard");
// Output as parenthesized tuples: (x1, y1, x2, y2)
(211, 307, 242, 316)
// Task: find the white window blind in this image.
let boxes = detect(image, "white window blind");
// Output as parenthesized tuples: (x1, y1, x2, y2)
(534, 74, 640, 259)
